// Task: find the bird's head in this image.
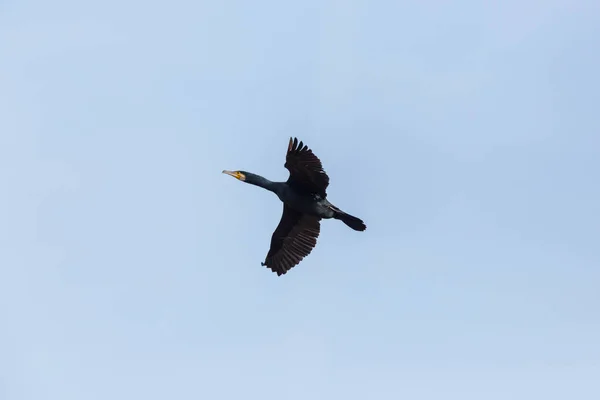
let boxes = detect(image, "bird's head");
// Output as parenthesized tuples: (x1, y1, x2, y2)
(222, 170, 247, 181)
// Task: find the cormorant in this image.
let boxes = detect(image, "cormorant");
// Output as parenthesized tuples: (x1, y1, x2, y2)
(223, 137, 366, 276)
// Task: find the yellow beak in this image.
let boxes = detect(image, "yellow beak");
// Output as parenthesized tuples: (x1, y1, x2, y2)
(222, 170, 245, 181)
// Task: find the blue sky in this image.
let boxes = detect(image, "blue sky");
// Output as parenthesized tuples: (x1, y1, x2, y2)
(1, 0, 599, 399)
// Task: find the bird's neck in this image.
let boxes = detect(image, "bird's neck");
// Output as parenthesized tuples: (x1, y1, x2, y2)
(245, 172, 278, 193)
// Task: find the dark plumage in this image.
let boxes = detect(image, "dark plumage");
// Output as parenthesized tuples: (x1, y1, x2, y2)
(223, 137, 366, 276)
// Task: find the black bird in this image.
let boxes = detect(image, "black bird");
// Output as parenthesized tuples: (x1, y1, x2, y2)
(223, 137, 366, 276)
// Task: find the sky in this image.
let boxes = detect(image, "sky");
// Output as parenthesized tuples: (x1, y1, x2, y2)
(1, 0, 599, 399)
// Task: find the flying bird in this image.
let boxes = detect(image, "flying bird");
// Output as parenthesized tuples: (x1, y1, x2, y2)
(223, 137, 366, 276)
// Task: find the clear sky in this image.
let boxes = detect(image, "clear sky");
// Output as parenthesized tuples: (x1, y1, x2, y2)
(1, 0, 599, 399)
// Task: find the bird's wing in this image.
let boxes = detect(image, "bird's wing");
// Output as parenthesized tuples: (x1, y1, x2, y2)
(261, 203, 321, 276)
(284, 137, 330, 197)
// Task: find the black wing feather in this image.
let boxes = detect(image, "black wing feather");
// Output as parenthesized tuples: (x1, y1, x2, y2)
(284, 137, 330, 197)
(261, 203, 321, 276)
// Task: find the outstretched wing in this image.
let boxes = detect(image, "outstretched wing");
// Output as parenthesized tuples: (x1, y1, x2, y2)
(261, 204, 321, 276)
(285, 137, 330, 197)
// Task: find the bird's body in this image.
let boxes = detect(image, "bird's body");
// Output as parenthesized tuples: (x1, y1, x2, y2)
(223, 137, 366, 276)
(242, 173, 335, 218)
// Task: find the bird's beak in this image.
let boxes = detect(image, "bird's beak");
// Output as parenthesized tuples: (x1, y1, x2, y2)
(222, 170, 245, 181)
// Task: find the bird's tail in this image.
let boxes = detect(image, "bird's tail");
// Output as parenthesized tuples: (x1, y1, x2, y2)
(334, 210, 367, 231)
